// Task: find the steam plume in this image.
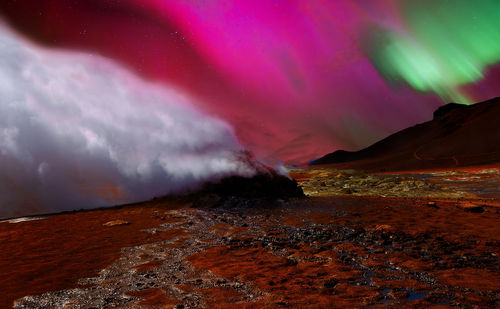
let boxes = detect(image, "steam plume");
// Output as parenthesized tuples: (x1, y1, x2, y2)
(0, 25, 257, 218)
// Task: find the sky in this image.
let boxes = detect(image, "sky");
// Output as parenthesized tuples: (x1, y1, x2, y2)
(1, 0, 500, 163)
(0, 1, 499, 216)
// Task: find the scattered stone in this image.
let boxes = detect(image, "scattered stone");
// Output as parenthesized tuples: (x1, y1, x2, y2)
(458, 203, 485, 213)
(341, 188, 353, 194)
(374, 224, 392, 231)
(103, 220, 130, 227)
(426, 201, 439, 208)
(462, 205, 484, 213)
(323, 278, 339, 288)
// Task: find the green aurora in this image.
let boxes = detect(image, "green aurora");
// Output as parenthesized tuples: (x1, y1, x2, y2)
(365, 0, 500, 104)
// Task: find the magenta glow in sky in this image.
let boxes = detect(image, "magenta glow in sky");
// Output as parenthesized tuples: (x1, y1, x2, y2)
(0, 0, 499, 165)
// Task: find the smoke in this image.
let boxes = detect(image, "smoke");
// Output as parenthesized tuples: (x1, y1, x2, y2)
(0, 24, 259, 218)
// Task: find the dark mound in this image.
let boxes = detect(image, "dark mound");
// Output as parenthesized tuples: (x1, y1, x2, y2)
(198, 173, 304, 199)
(162, 167, 305, 209)
(311, 97, 500, 171)
(191, 153, 304, 202)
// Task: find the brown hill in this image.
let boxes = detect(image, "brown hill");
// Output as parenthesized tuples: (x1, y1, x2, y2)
(310, 97, 500, 171)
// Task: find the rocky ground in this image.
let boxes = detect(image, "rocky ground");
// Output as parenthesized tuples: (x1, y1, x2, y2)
(2, 167, 500, 308)
(291, 167, 500, 200)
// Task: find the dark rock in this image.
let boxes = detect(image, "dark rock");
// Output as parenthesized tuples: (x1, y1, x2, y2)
(464, 206, 484, 213)
(433, 103, 467, 119)
(323, 278, 339, 288)
(459, 204, 485, 213)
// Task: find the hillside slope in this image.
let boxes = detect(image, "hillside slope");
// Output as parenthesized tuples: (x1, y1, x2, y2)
(311, 97, 500, 171)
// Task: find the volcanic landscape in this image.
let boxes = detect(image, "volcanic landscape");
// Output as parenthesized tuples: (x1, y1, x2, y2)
(2, 100, 500, 308)
(1, 2, 500, 308)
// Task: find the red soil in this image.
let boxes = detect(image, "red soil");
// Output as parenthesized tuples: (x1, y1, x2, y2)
(0, 201, 187, 308)
(188, 245, 379, 307)
(329, 196, 500, 241)
(184, 197, 499, 307)
(201, 287, 246, 308)
(1, 193, 499, 307)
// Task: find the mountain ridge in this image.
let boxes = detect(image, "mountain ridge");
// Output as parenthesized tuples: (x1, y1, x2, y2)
(310, 97, 500, 171)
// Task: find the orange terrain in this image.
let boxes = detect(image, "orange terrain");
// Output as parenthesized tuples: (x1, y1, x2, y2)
(1, 166, 499, 308)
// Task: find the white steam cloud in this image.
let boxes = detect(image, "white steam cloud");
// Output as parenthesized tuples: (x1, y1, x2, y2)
(0, 24, 258, 218)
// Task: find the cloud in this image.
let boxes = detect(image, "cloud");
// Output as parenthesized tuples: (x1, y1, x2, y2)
(0, 24, 258, 218)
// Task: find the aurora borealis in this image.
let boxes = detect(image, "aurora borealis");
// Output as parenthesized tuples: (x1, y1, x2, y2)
(1, 1, 499, 163)
(0, 1, 499, 216)
(365, 0, 500, 104)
